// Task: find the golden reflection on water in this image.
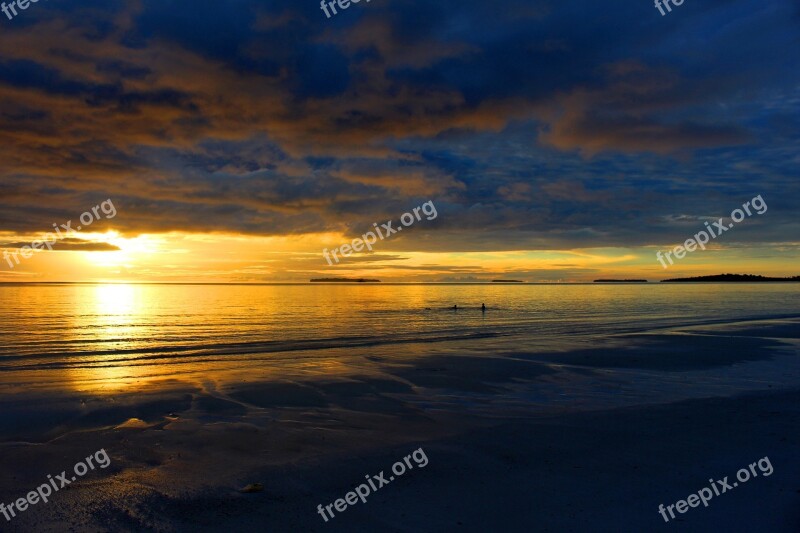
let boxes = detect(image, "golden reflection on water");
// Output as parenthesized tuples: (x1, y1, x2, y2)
(64, 284, 322, 394)
(94, 283, 138, 322)
(67, 284, 151, 393)
(35, 282, 800, 395)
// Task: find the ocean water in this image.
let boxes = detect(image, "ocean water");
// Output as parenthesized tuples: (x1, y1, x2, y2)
(0, 283, 798, 399)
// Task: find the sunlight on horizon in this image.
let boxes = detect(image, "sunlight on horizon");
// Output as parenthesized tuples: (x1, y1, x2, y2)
(1, 230, 797, 283)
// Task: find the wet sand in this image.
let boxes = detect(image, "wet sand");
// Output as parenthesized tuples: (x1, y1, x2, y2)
(0, 318, 798, 531)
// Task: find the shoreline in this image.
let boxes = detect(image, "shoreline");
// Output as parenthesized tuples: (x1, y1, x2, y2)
(0, 315, 798, 531)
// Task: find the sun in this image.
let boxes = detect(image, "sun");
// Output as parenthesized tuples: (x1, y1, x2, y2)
(81, 231, 158, 268)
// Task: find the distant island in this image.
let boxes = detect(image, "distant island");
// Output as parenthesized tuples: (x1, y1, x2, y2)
(491, 280, 524, 283)
(594, 279, 648, 283)
(310, 278, 381, 283)
(662, 274, 800, 283)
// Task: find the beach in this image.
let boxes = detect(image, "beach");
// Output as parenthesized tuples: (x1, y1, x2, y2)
(0, 284, 798, 531)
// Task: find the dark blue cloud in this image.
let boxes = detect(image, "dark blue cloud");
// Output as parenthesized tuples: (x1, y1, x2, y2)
(0, 0, 796, 255)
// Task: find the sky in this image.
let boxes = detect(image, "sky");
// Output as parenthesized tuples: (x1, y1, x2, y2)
(0, 0, 798, 282)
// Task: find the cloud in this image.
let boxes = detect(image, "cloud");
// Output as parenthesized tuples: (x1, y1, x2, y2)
(0, 0, 795, 266)
(331, 161, 465, 197)
(538, 62, 751, 155)
(1, 238, 121, 251)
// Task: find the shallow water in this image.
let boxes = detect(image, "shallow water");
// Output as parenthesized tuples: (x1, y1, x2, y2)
(0, 283, 798, 390)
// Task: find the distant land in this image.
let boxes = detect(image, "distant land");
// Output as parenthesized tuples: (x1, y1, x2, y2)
(594, 279, 648, 283)
(491, 280, 524, 283)
(662, 274, 800, 283)
(310, 278, 381, 283)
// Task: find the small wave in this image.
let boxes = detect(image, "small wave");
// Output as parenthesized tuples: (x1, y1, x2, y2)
(0, 329, 505, 371)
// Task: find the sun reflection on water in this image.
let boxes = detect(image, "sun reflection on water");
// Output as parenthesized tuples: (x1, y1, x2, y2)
(68, 284, 149, 393)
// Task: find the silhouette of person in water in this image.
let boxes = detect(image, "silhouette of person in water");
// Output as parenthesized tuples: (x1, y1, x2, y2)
(453, 304, 458, 310)
(481, 303, 486, 312)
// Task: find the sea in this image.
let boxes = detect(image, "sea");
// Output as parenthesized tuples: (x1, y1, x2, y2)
(0, 282, 798, 416)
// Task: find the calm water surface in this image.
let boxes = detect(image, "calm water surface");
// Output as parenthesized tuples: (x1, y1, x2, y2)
(1, 283, 798, 396)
